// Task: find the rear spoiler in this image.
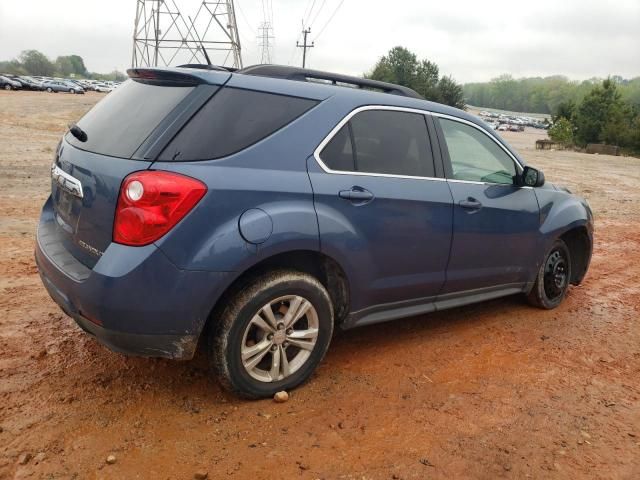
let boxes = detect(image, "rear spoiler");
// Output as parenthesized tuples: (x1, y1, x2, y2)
(127, 68, 208, 87)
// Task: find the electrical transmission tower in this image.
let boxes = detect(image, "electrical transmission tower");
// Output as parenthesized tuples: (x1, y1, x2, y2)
(258, 22, 274, 64)
(132, 0, 243, 69)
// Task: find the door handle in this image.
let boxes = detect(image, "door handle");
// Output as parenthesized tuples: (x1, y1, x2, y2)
(459, 198, 482, 210)
(338, 187, 374, 203)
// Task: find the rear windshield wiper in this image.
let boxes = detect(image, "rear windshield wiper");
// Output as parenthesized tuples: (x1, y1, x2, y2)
(69, 124, 88, 142)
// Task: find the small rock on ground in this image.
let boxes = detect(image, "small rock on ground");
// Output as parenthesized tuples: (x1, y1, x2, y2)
(33, 452, 47, 464)
(194, 471, 208, 479)
(106, 454, 117, 465)
(274, 391, 289, 403)
(18, 452, 32, 465)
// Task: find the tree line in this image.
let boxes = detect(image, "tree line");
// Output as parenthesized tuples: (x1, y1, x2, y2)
(464, 74, 640, 115)
(0, 50, 127, 81)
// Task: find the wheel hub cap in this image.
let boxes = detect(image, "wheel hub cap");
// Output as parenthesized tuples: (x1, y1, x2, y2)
(543, 249, 568, 300)
(273, 329, 286, 345)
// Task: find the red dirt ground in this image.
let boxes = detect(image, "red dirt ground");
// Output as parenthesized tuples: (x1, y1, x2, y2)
(1, 91, 639, 479)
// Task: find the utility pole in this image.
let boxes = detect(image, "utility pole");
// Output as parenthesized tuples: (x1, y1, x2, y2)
(296, 27, 314, 68)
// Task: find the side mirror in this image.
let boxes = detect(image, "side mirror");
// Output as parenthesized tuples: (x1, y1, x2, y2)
(521, 166, 545, 187)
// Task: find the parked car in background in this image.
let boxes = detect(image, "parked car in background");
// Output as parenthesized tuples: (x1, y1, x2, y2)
(37, 65, 593, 398)
(0, 75, 22, 90)
(42, 80, 85, 94)
(93, 83, 113, 93)
(7, 75, 44, 91)
(66, 79, 86, 90)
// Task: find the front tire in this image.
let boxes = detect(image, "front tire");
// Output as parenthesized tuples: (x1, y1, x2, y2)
(46, 87, 52, 93)
(527, 239, 572, 309)
(4, 84, 11, 90)
(209, 270, 334, 399)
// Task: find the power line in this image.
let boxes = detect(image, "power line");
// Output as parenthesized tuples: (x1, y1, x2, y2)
(235, 0, 257, 36)
(308, 0, 327, 28)
(313, 0, 345, 41)
(261, 0, 267, 21)
(301, 0, 316, 26)
(268, 0, 275, 25)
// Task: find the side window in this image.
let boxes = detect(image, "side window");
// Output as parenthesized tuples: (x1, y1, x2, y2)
(320, 125, 355, 171)
(350, 110, 435, 177)
(160, 88, 318, 161)
(439, 118, 517, 184)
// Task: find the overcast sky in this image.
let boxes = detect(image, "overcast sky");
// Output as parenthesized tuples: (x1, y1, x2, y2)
(0, 0, 638, 82)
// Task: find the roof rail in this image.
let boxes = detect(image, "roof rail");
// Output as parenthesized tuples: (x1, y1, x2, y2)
(236, 64, 423, 99)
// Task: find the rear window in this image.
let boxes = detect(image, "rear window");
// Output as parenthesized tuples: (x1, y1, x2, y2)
(158, 87, 318, 161)
(66, 80, 194, 158)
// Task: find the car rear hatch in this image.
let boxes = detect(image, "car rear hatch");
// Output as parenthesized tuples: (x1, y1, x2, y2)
(47, 68, 230, 270)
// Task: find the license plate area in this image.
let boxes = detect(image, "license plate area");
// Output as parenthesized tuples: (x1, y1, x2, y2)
(53, 187, 79, 233)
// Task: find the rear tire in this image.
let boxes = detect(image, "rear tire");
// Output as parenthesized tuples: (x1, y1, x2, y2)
(527, 239, 572, 309)
(46, 87, 52, 93)
(209, 270, 334, 399)
(4, 84, 11, 91)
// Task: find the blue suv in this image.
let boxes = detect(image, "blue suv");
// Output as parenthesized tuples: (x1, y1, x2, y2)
(36, 65, 593, 398)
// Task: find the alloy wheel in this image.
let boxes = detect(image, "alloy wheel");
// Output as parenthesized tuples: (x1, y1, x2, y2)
(240, 295, 319, 383)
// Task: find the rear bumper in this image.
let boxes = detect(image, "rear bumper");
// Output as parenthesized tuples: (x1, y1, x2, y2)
(36, 264, 199, 359)
(35, 200, 231, 359)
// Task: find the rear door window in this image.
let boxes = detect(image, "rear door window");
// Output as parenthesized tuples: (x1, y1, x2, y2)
(159, 88, 318, 161)
(66, 80, 194, 158)
(319, 109, 436, 177)
(319, 125, 355, 171)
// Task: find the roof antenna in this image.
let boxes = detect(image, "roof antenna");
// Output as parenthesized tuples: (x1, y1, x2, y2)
(188, 15, 212, 66)
(200, 42, 212, 66)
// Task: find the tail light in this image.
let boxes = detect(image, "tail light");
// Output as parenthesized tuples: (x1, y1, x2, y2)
(113, 171, 207, 246)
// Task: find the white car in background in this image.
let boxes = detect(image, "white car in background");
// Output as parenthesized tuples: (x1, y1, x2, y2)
(94, 83, 113, 93)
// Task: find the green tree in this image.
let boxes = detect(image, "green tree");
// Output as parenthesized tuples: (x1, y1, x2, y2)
(68, 55, 88, 76)
(490, 74, 519, 111)
(437, 75, 465, 110)
(368, 46, 418, 87)
(0, 60, 27, 75)
(414, 59, 440, 101)
(367, 46, 466, 109)
(55, 56, 75, 76)
(548, 117, 574, 147)
(18, 50, 55, 76)
(56, 55, 88, 77)
(552, 100, 576, 123)
(574, 78, 625, 146)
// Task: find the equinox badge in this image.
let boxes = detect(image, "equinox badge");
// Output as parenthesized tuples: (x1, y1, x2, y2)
(51, 164, 84, 199)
